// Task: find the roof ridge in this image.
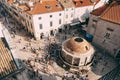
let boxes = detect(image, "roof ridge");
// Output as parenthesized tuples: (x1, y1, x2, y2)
(100, 1, 116, 17)
(92, 4, 106, 11)
(90, 4, 108, 16)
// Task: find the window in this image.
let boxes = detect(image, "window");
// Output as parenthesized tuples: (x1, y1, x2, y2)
(58, 28, 62, 33)
(85, 46, 88, 50)
(31, 23, 32, 29)
(27, 22, 29, 26)
(107, 28, 114, 31)
(46, 5, 51, 9)
(38, 17, 41, 20)
(56, 4, 61, 8)
(39, 24, 42, 29)
(50, 30, 54, 36)
(104, 32, 110, 39)
(50, 15, 52, 18)
(84, 57, 87, 66)
(104, 28, 113, 39)
(66, 15, 68, 18)
(59, 13, 61, 16)
(29, 16, 31, 19)
(73, 58, 80, 66)
(13, 12, 18, 17)
(93, 19, 97, 21)
(66, 55, 72, 64)
(71, 8, 74, 10)
(50, 21, 52, 27)
(59, 19, 61, 24)
(10, 9, 12, 11)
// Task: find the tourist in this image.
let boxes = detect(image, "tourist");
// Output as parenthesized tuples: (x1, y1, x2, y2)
(71, 75, 76, 80)
(63, 72, 68, 80)
(39, 75, 42, 80)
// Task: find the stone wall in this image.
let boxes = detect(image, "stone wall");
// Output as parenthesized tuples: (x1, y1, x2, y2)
(87, 15, 120, 57)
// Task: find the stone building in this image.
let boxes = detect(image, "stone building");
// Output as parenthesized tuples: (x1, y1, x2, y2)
(0, 25, 18, 79)
(0, 0, 102, 40)
(60, 37, 95, 70)
(87, 1, 120, 58)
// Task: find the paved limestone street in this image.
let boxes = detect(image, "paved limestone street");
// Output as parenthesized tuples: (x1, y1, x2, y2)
(0, 13, 118, 80)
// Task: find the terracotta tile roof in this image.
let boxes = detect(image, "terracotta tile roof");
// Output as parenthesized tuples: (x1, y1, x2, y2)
(91, 1, 120, 24)
(27, 0, 63, 15)
(73, 0, 93, 7)
(0, 38, 18, 79)
(18, 5, 29, 11)
(101, 2, 120, 24)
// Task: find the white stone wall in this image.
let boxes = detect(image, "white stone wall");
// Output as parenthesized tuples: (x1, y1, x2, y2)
(75, 6, 93, 22)
(32, 6, 95, 40)
(64, 7, 75, 24)
(32, 11, 64, 40)
(0, 22, 4, 37)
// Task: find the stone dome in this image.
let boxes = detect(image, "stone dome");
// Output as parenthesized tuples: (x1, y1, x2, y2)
(64, 37, 91, 54)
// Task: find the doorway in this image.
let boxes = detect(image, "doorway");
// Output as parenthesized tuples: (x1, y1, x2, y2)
(50, 30, 54, 36)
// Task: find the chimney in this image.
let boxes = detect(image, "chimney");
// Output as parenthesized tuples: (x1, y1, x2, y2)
(40, 0, 42, 4)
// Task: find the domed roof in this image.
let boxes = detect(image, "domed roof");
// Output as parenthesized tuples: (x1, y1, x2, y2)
(64, 37, 91, 53)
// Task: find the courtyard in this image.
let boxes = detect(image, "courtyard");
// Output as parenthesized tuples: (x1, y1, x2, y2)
(0, 13, 118, 80)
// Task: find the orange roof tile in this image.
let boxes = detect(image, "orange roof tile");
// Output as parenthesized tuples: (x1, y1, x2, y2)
(91, 1, 120, 24)
(101, 2, 120, 24)
(73, 0, 93, 7)
(0, 38, 18, 79)
(27, 1, 63, 15)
